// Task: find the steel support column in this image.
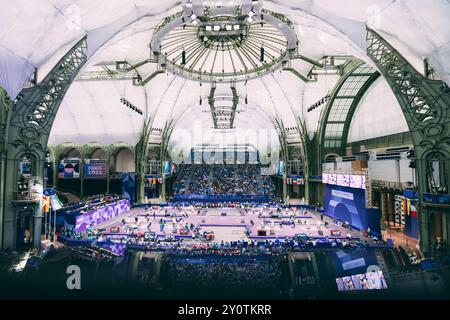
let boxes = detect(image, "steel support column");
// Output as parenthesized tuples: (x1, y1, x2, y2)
(275, 119, 289, 204)
(135, 118, 152, 204)
(0, 88, 11, 250)
(160, 120, 174, 202)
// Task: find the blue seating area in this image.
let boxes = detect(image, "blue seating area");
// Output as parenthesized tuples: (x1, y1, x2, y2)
(173, 164, 276, 202)
(56, 194, 125, 227)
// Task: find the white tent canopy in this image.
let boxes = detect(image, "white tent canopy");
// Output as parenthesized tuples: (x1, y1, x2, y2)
(1, 0, 449, 149)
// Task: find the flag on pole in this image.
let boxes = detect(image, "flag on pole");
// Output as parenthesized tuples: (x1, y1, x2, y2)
(51, 194, 63, 211)
(411, 205, 418, 218)
(42, 196, 50, 213)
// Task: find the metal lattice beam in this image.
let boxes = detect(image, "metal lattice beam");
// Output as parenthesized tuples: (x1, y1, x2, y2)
(367, 28, 450, 135)
(367, 28, 450, 256)
(10, 37, 88, 141)
(1, 37, 88, 251)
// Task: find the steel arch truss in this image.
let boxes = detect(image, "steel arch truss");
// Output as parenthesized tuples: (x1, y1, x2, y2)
(1, 37, 87, 250)
(367, 28, 450, 136)
(367, 28, 450, 255)
(9, 37, 88, 147)
(318, 59, 380, 161)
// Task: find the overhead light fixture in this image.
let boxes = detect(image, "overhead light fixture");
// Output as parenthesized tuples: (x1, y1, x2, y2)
(233, 24, 240, 30)
(248, 10, 255, 18)
(192, 19, 199, 26)
(181, 50, 186, 65)
(190, 13, 197, 20)
(225, 25, 232, 31)
(247, 17, 254, 23)
(206, 25, 212, 31)
(213, 25, 221, 31)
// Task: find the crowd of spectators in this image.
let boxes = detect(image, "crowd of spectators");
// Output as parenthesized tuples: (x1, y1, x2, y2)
(57, 194, 124, 217)
(168, 257, 282, 291)
(174, 164, 276, 199)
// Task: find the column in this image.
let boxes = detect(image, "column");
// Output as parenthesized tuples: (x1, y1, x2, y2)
(2, 157, 18, 251)
(417, 158, 431, 256)
(0, 151, 6, 250)
(33, 159, 44, 249)
(380, 192, 387, 230)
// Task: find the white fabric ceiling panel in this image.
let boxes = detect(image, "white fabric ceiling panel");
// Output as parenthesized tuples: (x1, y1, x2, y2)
(348, 77, 409, 143)
(368, 0, 450, 84)
(302, 74, 341, 135)
(2, 0, 449, 151)
(49, 79, 145, 145)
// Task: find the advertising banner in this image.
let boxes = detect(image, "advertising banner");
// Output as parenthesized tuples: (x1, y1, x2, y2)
(58, 159, 81, 179)
(75, 199, 131, 232)
(84, 159, 107, 179)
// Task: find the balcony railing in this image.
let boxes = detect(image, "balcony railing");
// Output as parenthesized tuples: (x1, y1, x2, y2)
(13, 191, 40, 202)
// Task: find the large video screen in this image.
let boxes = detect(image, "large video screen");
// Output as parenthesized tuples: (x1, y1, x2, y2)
(322, 173, 366, 190)
(336, 271, 388, 292)
(323, 184, 367, 230)
(59, 159, 81, 179)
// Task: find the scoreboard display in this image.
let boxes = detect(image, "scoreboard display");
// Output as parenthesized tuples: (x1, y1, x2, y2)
(323, 173, 366, 190)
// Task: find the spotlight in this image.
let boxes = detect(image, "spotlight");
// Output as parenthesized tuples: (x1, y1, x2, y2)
(206, 25, 212, 31)
(406, 149, 415, 159)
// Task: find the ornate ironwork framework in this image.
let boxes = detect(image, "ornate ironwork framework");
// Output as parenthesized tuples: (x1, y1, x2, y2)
(367, 28, 450, 255)
(318, 59, 380, 166)
(0, 37, 88, 250)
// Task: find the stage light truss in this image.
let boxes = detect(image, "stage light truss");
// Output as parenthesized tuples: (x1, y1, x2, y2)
(307, 94, 331, 112)
(120, 97, 144, 115)
(208, 84, 239, 129)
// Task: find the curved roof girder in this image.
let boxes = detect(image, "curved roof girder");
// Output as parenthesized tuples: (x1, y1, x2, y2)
(318, 59, 380, 163)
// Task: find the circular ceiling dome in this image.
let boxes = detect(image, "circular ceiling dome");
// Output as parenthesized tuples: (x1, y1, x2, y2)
(155, 11, 293, 83)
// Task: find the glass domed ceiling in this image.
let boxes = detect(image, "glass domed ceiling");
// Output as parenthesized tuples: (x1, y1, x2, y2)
(155, 11, 292, 82)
